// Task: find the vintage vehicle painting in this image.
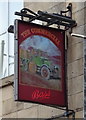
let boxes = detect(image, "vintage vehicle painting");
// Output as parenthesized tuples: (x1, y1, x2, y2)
(20, 54, 61, 80)
(19, 35, 61, 81)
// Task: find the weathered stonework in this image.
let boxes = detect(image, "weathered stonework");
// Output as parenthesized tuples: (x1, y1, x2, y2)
(0, 1, 85, 119)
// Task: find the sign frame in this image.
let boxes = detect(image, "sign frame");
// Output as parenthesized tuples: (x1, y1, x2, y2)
(14, 19, 67, 108)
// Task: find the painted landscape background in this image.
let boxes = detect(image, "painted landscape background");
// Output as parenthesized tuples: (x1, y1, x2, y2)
(19, 35, 62, 91)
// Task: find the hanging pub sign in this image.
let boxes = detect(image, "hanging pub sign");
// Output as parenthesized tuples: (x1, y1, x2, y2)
(14, 20, 66, 107)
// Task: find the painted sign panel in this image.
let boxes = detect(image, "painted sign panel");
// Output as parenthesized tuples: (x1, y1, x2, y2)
(14, 20, 66, 107)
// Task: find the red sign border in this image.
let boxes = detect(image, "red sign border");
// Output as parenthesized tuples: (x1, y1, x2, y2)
(14, 19, 67, 108)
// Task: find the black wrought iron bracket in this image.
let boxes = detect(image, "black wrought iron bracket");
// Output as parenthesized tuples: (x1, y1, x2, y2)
(45, 109, 75, 120)
(14, 3, 76, 30)
(8, 3, 77, 33)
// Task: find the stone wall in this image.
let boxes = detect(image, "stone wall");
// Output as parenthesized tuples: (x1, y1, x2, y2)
(0, 1, 85, 119)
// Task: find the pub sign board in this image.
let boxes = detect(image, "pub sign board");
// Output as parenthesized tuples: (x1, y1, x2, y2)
(14, 19, 66, 107)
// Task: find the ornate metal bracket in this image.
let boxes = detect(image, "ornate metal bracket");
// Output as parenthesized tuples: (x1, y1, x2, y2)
(8, 3, 77, 33)
(14, 3, 76, 31)
(60, 3, 72, 17)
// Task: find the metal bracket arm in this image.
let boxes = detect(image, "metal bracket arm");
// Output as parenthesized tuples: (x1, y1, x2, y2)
(8, 3, 77, 32)
(14, 4, 77, 31)
(45, 110, 75, 120)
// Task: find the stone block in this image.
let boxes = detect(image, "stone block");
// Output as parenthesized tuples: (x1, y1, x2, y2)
(68, 75, 83, 95)
(2, 98, 24, 115)
(18, 106, 38, 118)
(68, 92, 83, 110)
(47, 2, 66, 13)
(38, 106, 64, 119)
(2, 86, 14, 101)
(16, 101, 24, 111)
(67, 42, 83, 63)
(67, 58, 83, 79)
(3, 112, 18, 118)
(2, 99, 16, 115)
(72, 8, 84, 27)
(71, 25, 85, 48)
(24, 102, 38, 109)
(37, 105, 64, 118)
(37, 105, 53, 118)
(50, 107, 65, 117)
(0, 75, 14, 88)
(24, 2, 55, 12)
(67, 35, 83, 49)
(75, 111, 83, 118)
(72, 25, 84, 37)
